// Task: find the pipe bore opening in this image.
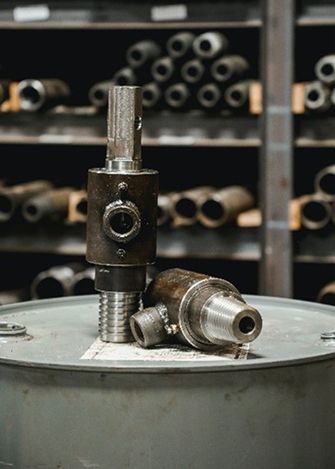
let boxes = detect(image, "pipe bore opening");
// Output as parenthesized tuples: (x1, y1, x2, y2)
(109, 211, 134, 235)
(175, 198, 197, 218)
(201, 200, 225, 221)
(36, 277, 64, 298)
(321, 63, 334, 77)
(203, 90, 215, 102)
(319, 173, 335, 195)
(170, 90, 182, 101)
(156, 64, 167, 76)
(320, 292, 335, 306)
(73, 278, 95, 295)
(172, 40, 183, 52)
(199, 39, 211, 52)
(230, 90, 243, 104)
(133, 319, 145, 343)
(116, 76, 128, 86)
(303, 201, 328, 222)
(217, 64, 229, 77)
(239, 316, 255, 334)
(0, 195, 13, 215)
(77, 200, 88, 215)
(93, 89, 106, 103)
(130, 50, 142, 62)
(143, 89, 154, 101)
(20, 86, 40, 104)
(188, 66, 199, 78)
(307, 90, 320, 103)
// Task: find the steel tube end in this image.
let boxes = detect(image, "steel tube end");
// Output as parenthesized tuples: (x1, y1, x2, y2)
(130, 306, 167, 348)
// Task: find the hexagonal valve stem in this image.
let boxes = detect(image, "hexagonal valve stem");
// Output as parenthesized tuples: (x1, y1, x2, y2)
(86, 86, 159, 342)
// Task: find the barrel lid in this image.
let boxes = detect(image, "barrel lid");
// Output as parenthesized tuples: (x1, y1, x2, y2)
(1, 295, 335, 373)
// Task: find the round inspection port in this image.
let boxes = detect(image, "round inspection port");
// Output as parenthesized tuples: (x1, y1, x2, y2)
(103, 201, 141, 243)
(0, 322, 26, 336)
(239, 316, 256, 334)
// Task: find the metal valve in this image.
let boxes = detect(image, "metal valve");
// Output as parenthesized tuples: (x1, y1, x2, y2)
(86, 86, 159, 343)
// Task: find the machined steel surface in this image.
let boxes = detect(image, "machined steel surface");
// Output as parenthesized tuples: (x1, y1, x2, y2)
(131, 269, 262, 349)
(198, 186, 255, 228)
(299, 193, 332, 230)
(22, 187, 72, 223)
(1, 296, 335, 468)
(86, 86, 158, 343)
(315, 54, 335, 85)
(18, 79, 70, 111)
(315, 165, 335, 197)
(0, 180, 52, 222)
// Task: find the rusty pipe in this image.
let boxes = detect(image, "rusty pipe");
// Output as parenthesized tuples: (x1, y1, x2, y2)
(170, 186, 214, 227)
(22, 187, 72, 223)
(198, 186, 255, 228)
(31, 264, 84, 299)
(211, 55, 249, 82)
(315, 165, 335, 197)
(300, 193, 332, 230)
(130, 268, 262, 350)
(68, 190, 87, 223)
(0, 180, 53, 222)
(193, 31, 228, 59)
(317, 281, 335, 306)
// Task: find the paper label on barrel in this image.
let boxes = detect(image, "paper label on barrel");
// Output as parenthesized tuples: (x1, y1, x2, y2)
(81, 338, 249, 361)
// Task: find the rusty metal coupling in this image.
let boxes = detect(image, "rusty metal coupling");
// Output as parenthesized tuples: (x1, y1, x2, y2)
(130, 269, 262, 350)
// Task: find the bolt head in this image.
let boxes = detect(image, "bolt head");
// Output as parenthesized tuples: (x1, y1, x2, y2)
(116, 248, 126, 258)
(118, 182, 128, 193)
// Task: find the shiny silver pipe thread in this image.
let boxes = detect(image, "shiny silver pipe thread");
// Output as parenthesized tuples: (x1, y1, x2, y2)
(193, 31, 228, 59)
(99, 291, 141, 342)
(126, 40, 161, 68)
(300, 193, 332, 230)
(166, 32, 195, 59)
(197, 83, 221, 108)
(304, 81, 331, 112)
(18, 79, 70, 111)
(88, 80, 114, 107)
(317, 281, 335, 306)
(315, 55, 335, 85)
(151, 56, 175, 83)
(224, 80, 251, 108)
(315, 165, 335, 197)
(131, 268, 262, 350)
(198, 186, 255, 228)
(211, 55, 249, 82)
(142, 82, 161, 108)
(164, 83, 190, 108)
(181, 59, 205, 84)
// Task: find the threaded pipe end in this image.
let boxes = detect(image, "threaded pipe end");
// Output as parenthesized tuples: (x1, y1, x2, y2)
(99, 291, 141, 343)
(201, 293, 262, 345)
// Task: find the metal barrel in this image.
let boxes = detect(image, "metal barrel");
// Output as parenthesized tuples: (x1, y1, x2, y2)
(126, 40, 161, 68)
(31, 264, 84, 299)
(211, 55, 249, 82)
(166, 32, 195, 59)
(164, 83, 191, 109)
(181, 59, 205, 84)
(22, 187, 72, 223)
(18, 79, 70, 111)
(170, 186, 214, 226)
(193, 31, 228, 59)
(198, 186, 255, 228)
(113, 67, 137, 86)
(0, 180, 53, 222)
(315, 55, 335, 85)
(317, 281, 335, 305)
(197, 83, 221, 109)
(157, 193, 173, 227)
(315, 165, 335, 197)
(224, 80, 252, 109)
(0, 80, 10, 104)
(68, 190, 88, 223)
(70, 267, 95, 296)
(300, 193, 332, 230)
(2, 295, 335, 467)
(304, 81, 331, 112)
(142, 82, 161, 109)
(0, 288, 29, 306)
(88, 80, 114, 107)
(151, 56, 175, 83)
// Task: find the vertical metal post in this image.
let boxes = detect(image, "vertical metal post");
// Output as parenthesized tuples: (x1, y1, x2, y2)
(260, 0, 294, 297)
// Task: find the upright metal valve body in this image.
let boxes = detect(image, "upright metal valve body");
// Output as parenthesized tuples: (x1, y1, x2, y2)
(130, 268, 262, 350)
(86, 86, 158, 342)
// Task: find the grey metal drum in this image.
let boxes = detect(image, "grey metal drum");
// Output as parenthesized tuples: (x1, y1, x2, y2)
(1, 295, 335, 468)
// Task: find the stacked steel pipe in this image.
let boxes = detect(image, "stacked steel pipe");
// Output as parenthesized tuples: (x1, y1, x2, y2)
(304, 55, 335, 112)
(88, 32, 253, 112)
